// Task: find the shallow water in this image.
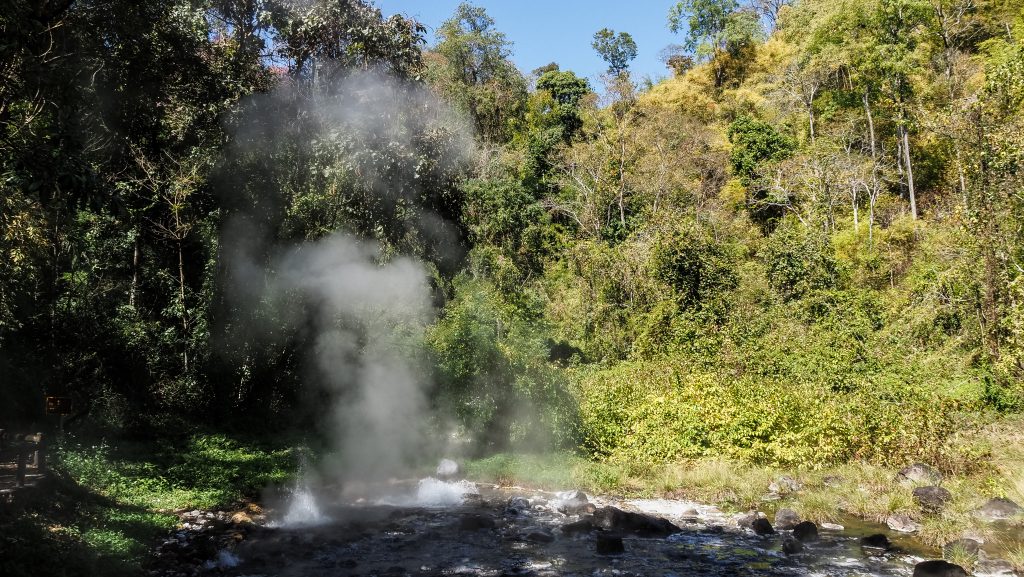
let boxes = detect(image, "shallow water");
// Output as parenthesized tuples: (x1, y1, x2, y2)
(205, 480, 953, 577)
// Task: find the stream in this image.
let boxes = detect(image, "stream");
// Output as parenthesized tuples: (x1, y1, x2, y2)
(147, 478, 1016, 577)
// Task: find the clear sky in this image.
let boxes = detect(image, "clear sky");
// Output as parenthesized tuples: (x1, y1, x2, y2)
(372, 0, 682, 84)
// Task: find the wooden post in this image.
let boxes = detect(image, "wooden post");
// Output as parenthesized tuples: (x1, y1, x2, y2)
(16, 447, 27, 488)
(34, 433, 46, 473)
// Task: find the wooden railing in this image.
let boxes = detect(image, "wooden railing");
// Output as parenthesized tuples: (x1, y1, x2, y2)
(0, 430, 47, 488)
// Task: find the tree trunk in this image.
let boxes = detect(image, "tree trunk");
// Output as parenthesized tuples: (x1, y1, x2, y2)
(901, 123, 918, 220)
(863, 90, 877, 160)
(178, 240, 189, 374)
(130, 235, 139, 308)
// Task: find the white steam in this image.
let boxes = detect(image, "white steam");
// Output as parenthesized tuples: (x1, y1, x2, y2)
(218, 70, 475, 490)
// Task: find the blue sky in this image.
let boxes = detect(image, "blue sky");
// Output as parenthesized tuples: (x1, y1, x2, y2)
(373, 1, 682, 84)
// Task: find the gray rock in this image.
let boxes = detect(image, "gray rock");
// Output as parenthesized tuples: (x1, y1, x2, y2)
(793, 521, 819, 542)
(887, 513, 922, 533)
(556, 490, 593, 515)
(436, 459, 460, 478)
(679, 507, 700, 521)
(914, 486, 953, 513)
(900, 463, 943, 484)
(912, 559, 969, 577)
(823, 475, 844, 488)
(595, 532, 624, 555)
(736, 512, 764, 529)
(974, 558, 1017, 576)
(821, 522, 844, 531)
(782, 537, 803, 555)
(769, 476, 802, 494)
(752, 517, 775, 535)
(774, 508, 800, 530)
(561, 519, 594, 535)
(976, 498, 1023, 521)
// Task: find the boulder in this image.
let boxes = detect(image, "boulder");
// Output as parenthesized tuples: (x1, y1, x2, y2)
(459, 514, 496, 531)
(556, 490, 593, 515)
(680, 507, 700, 521)
(974, 558, 1017, 576)
(860, 533, 893, 550)
(912, 559, 969, 577)
(591, 506, 681, 537)
(561, 519, 595, 535)
(436, 458, 460, 479)
(899, 463, 943, 485)
(976, 498, 1023, 521)
(525, 529, 555, 544)
(782, 537, 803, 555)
(751, 517, 775, 535)
(595, 532, 624, 555)
(736, 512, 765, 530)
(792, 521, 819, 542)
(774, 508, 801, 530)
(506, 496, 531, 515)
(887, 513, 922, 533)
(914, 486, 953, 513)
(769, 476, 802, 494)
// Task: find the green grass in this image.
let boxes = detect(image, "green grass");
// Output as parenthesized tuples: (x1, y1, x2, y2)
(0, 432, 298, 577)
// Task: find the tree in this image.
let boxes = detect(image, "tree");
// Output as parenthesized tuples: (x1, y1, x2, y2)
(668, 0, 763, 85)
(428, 2, 527, 143)
(591, 28, 638, 75)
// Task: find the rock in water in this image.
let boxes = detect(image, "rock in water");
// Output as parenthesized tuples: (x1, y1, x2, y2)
(736, 512, 764, 529)
(751, 517, 775, 535)
(774, 508, 800, 530)
(974, 558, 1017, 576)
(561, 518, 594, 535)
(556, 490, 593, 515)
(861, 534, 892, 550)
(506, 496, 531, 515)
(595, 533, 624, 555)
(914, 486, 952, 513)
(912, 559, 968, 577)
(792, 521, 818, 542)
(899, 463, 943, 484)
(591, 506, 681, 537)
(976, 497, 1023, 521)
(526, 529, 555, 544)
(436, 458, 460, 479)
(782, 537, 804, 555)
(459, 514, 495, 531)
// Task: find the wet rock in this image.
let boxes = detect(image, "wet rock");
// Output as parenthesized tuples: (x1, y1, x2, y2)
(679, 507, 700, 521)
(914, 486, 953, 513)
(782, 537, 804, 555)
(861, 533, 893, 550)
(526, 529, 555, 544)
(974, 558, 1017, 576)
(912, 559, 969, 577)
(976, 498, 1023, 521)
(774, 508, 800, 530)
(792, 521, 819, 542)
(595, 532, 625, 555)
(887, 513, 922, 533)
(556, 491, 593, 515)
(436, 458, 460, 479)
(561, 518, 594, 535)
(736, 512, 765, 529)
(459, 514, 496, 531)
(506, 496, 531, 515)
(752, 517, 775, 535)
(591, 506, 681, 537)
(899, 463, 943, 485)
(821, 522, 844, 531)
(943, 539, 980, 562)
(769, 476, 802, 494)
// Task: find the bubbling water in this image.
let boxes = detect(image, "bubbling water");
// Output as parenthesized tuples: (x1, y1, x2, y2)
(277, 483, 327, 527)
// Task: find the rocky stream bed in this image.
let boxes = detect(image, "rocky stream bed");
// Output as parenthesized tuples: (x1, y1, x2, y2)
(146, 477, 1020, 577)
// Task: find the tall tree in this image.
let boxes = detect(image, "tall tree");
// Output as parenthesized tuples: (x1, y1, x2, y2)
(592, 28, 638, 75)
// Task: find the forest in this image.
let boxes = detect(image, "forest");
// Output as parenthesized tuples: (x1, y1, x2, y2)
(2, 0, 1024, 574)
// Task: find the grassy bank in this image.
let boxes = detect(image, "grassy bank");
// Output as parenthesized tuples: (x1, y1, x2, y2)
(0, 433, 297, 577)
(465, 417, 1024, 571)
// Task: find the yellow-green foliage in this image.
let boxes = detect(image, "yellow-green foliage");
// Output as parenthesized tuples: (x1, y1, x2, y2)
(573, 356, 969, 468)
